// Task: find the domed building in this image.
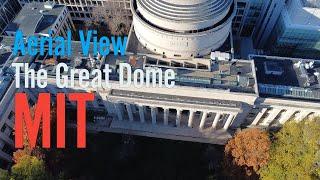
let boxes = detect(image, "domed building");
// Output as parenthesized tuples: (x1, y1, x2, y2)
(131, 0, 235, 59)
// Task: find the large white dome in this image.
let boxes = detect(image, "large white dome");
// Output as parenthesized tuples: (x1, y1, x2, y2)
(131, 0, 235, 59)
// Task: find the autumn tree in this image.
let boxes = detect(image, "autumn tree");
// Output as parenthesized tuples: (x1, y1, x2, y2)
(11, 105, 59, 178)
(11, 154, 47, 180)
(87, 0, 131, 36)
(224, 128, 271, 179)
(13, 106, 45, 165)
(259, 118, 320, 180)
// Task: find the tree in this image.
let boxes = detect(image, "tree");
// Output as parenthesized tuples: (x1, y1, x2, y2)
(13, 105, 46, 163)
(224, 128, 271, 178)
(259, 118, 320, 180)
(11, 154, 47, 180)
(0, 169, 10, 180)
(88, 0, 131, 36)
(10, 105, 57, 179)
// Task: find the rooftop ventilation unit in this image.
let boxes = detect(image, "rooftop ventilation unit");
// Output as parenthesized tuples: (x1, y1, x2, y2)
(210, 51, 231, 61)
(44, 1, 55, 9)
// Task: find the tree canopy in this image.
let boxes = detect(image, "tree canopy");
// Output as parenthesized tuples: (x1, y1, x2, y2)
(11, 154, 47, 180)
(259, 119, 320, 180)
(86, 1, 131, 36)
(224, 128, 271, 178)
(0, 169, 10, 180)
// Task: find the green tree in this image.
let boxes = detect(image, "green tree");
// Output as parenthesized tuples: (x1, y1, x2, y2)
(11, 154, 47, 180)
(259, 118, 320, 180)
(0, 169, 10, 180)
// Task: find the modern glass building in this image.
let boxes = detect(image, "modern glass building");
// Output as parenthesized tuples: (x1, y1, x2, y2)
(232, 0, 264, 37)
(267, 0, 320, 58)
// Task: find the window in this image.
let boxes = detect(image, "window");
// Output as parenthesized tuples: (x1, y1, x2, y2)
(0, 124, 6, 133)
(8, 112, 14, 119)
(2, 144, 13, 156)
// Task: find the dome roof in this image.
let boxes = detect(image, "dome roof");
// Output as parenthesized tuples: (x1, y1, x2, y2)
(139, 0, 232, 21)
(136, 0, 233, 31)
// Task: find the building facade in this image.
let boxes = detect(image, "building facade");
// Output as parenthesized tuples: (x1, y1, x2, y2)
(0, 36, 319, 166)
(18, 0, 131, 21)
(232, 0, 264, 37)
(0, 0, 22, 35)
(4, 2, 76, 39)
(267, 0, 320, 58)
(251, 0, 286, 49)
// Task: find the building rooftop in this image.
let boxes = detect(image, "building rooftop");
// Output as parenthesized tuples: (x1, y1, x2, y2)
(286, 0, 320, 27)
(5, 2, 65, 36)
(0, 34, 257, 96)
(252, 55, 320, 101)
(126, 27, 254, 93)
(110, 89, 242, 109)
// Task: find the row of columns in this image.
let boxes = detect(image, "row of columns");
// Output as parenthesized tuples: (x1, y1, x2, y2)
(252, 107, 320, 127)
(113, 103, 236, 131)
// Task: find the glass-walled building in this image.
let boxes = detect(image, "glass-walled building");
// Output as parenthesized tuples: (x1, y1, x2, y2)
(232, 0, 264, 37)
(267, 0, 320, 58)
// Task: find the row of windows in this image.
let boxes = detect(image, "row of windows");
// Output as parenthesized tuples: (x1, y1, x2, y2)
(259, 84, 320, 100)
(1, 123, 13, 139)
(20, 0, 130, 8)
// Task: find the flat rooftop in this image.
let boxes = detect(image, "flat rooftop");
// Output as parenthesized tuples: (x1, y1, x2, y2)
(252, 55, 320, 101)
(5, 2, 65, 36)
(110, 89, 242, 109)
(0, 34, 257, 95)
(126, 27, 255, 93)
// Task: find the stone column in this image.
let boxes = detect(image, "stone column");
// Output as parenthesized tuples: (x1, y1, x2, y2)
(261, 108, 282, 126)
(115, 103, 123, 121)
(164, 108, 169, 125)
(251, 108, 267, 126)
(199, 112, 208, 129)
(223, 114, 234, 130)
(295, 111, 310, 122)
(138, 105, 145, 123)
(151, 107, 157, 125)
(126, 104, 134, 122)
(176, 109, 182, 127)
(212, 113, 221, 129)
(132, 105, 138, 114)
(188, 111, 195, 127)
(279, 110, 295, 124)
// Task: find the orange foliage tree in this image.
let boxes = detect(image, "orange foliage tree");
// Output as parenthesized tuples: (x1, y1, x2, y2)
(13, 104, 57, 163)
(224, 128, 271, 178)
